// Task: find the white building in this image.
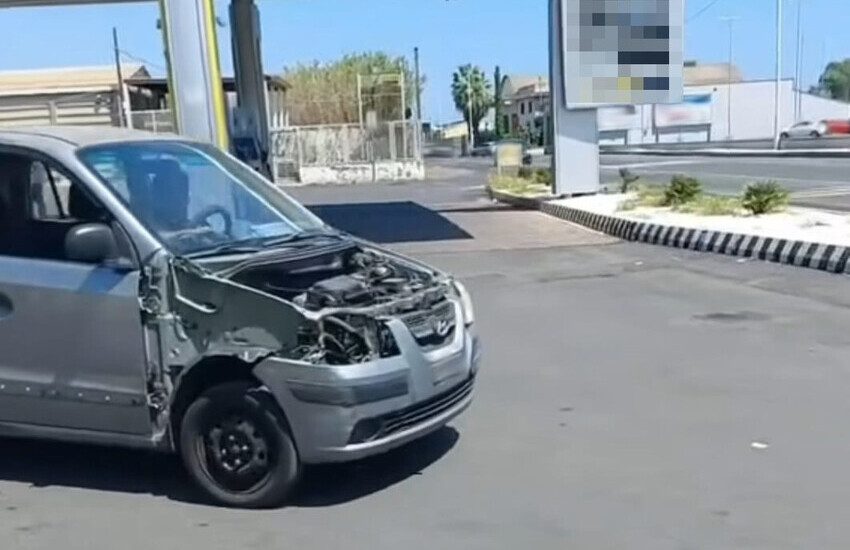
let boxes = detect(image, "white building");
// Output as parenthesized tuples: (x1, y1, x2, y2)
(500, 62, 850, 145)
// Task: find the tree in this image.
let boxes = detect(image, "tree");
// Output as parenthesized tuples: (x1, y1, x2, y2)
(451, 64, 493, 144)
(494, 65, 506, 139)
(283, 52, 425, 126)
(816, 59, 850, 102)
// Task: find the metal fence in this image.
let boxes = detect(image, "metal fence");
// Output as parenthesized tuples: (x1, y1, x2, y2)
(269, 120, 422, 181)
(129, 109, 175, 134)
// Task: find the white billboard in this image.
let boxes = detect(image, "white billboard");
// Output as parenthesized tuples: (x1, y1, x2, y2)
(654, 93, 713, 128)
(562, 0, 684, 108)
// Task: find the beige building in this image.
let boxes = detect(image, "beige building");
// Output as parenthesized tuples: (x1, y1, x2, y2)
(500, 74, 550, 143)
(0, 64, 289, 136)
(0, 64, 157, 128)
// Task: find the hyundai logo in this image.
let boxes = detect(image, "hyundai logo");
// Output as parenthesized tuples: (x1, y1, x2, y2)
(433, 317, 454, 337)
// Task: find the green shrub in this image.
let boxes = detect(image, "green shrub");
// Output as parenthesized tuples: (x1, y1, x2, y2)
(618, 168, 640, 193)
(532, 169, 552, 185)
(663, 175, 702, 206)
(517, 166, 533, 179)
(636, 185, 667, 207)
(742, 181, 789, 215)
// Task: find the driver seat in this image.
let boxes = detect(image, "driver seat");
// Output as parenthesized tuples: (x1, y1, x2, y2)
(148, 159, 190, 231)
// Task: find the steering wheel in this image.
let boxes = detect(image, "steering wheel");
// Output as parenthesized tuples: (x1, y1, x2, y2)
(191, 206, 233, 237)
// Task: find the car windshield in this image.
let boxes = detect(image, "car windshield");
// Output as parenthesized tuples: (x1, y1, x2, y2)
(78, 141, 327, 256)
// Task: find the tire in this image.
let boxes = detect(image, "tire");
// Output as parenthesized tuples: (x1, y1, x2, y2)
(780, 132, 790, 140)
(810, 131, 821, 138)
(179, 381, 300, 508)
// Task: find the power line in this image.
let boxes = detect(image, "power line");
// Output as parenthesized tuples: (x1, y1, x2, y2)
(118, 49, 167, 72)
(687, 0, 723, 22)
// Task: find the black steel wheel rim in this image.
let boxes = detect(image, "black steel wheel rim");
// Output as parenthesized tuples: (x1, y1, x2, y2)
(197, 409, 276, 494)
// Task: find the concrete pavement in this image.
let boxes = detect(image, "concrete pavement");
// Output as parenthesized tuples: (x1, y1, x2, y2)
(2, 163, 850, 549)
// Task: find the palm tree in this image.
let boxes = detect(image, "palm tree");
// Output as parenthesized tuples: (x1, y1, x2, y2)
(451, 64, 493, 146)
(817, 59, 850, 102)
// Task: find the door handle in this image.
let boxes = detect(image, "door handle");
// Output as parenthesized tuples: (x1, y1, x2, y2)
(0, 292, 13, 320)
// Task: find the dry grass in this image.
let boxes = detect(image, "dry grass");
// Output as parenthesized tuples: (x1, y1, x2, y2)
(618, 185, 744, 216)
(489, 174, 551, 197)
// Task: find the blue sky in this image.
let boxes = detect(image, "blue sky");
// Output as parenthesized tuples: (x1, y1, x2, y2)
(0, 0, 846, 123)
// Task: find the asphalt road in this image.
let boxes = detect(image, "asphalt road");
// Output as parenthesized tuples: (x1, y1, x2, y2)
(3, 163, 850, 549)
(602, 135, 850, 151)
(425, 153, 850, 211)
(601, 154, 850, 211)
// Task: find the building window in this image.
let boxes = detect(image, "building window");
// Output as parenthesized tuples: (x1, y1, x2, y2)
(520, 103, 525, 115)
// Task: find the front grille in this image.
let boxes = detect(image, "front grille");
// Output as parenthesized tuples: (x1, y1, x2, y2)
(348, 376, 474, 444)
(399, 300, 457, 345)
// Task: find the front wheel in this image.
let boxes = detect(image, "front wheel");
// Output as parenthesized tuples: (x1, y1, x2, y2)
(780, 132, 790, 140)
(810, 131, 821, 138)
(179, 381, 300, 508)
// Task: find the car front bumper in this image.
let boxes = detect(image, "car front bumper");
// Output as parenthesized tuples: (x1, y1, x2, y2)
(253, 301, 481, 464)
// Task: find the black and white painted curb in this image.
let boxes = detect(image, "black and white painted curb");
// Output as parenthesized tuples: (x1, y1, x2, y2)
(540, 202, 850, 275)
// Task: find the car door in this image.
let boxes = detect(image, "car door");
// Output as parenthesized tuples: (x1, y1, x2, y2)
(0, 151, 153, 435)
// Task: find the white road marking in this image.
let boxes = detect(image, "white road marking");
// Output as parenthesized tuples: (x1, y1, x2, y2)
(601, 160, 703, 170)
(790, 186, 850, 198)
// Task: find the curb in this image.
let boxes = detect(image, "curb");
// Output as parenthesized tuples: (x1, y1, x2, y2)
(486, 187, 552, 210)
(601, 147, 850, 158)
(539, 202, 850, 275)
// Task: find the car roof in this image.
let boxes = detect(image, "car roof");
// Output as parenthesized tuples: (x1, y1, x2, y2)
(0, 125, 191, 149)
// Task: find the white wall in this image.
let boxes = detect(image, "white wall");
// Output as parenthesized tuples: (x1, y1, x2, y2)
(597, 79, 850, 144)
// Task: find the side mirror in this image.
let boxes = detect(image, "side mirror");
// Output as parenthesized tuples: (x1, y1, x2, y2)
(65, 223, 118, 264)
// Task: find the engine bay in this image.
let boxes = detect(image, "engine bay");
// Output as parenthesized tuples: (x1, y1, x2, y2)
(225, 245, 457, 365)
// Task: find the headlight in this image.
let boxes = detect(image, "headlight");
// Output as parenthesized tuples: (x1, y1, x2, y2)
(453, 280, 475, 326)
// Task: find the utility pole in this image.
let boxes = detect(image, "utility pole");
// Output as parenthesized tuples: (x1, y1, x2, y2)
(773, 0, 784, 150)
(794, 0, 804, 120)
(466, 71, 475, 150)
(112, 27, 127, 127)
(413, 47, 422, 122)
(720, 16, 740, 140)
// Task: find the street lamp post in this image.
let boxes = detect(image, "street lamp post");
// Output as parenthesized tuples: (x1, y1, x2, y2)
(773, 0, 784, 150)
(720, 16, 740, 140)
(794, 0, 804, 120)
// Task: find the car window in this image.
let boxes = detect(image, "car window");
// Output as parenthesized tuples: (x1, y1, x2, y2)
(80, 141, 326, 256)
(29, 161, 72, 220)
(0, 151, 108, 262)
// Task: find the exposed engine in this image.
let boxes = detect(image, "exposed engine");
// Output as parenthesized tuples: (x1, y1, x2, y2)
(227, 247, 456, 365)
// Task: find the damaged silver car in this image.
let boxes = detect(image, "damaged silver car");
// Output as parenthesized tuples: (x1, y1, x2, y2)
(0, 127, 480, 508)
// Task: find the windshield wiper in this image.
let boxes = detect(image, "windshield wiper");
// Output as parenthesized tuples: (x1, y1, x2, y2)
(184, 229, 339, 259)
(258, 228, 338, 248)
(184, 242, 264, 259)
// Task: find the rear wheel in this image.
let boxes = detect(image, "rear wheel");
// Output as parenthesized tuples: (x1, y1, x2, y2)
(780, 132, 790, 139)
(179, 381, 300, 508)
(810, 131, 821, 138)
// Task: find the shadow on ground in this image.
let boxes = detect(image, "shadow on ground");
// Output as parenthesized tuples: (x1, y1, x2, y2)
(307, 201, 473, 244)
(0, 427, 459, 508)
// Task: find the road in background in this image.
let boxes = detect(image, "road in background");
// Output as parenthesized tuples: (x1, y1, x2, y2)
(600, 154, 850, 210)
(424, 153, 850, 211)
(601, 135, 850, 151)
